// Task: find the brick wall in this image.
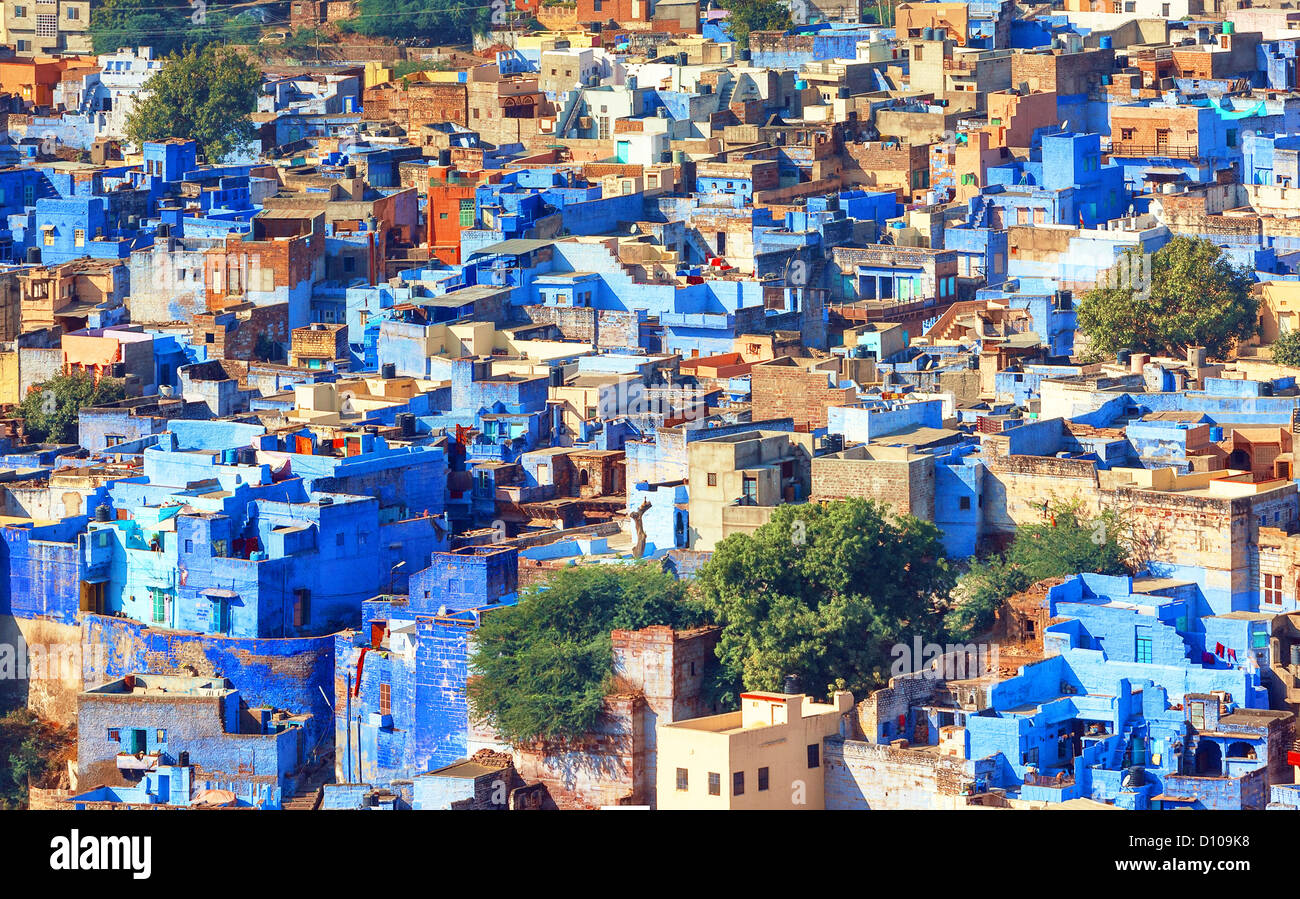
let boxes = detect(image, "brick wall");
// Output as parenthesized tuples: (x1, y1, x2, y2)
(811, 453, 936, 520)
(750, 362, 857, 430)
(363, 82, 469, 133)
(824, 736, 991, 809)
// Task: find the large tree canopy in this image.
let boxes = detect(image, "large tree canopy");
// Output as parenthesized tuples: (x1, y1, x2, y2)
(341, 0, 492, 42)
(90, 0, 260, 57)
(16, 372, 124, 445)
(466, 563, 708, 745)
(694, 499, 955, 704)
(719, 0, 793, 50)
(1075, 235, 1256, 361)
(125, 43, 262, 163)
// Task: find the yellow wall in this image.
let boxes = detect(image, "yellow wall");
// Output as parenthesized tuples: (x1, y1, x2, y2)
(0, 351, 19, 406)
(1259, 281, 1300, 344)
(656, 692, 852, 810)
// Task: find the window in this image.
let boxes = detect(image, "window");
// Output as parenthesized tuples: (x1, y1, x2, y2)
(156, 729, 166, 743)
(1264, 573, 1283, 606)
(757, 767, 769, 791)
(336, 532, 345, 547)
(1189, 701, 1205, 730)
(108, 728, 120, 743)
(707, 772, 721, 796)
(675, 768, 689, 791)
(151, 588, 166, 624)
(1135, 633, 1152, 664)
(379, 682, 391, 715)
(36, 13, 57, 37)
(959, 496, 971, 510)
(67, 6, 79, 19)
(211, 597, 230, 633)
(74, 228, 84, 247)
(707, 473, 717, 487)
(913, 45, 923, 61)
(43, 229, 55, 246)
(733, 771, 744, 795)
(459, 198, 475, 228)
(807, 743, 820, 768)
(14, 6, 26, 17)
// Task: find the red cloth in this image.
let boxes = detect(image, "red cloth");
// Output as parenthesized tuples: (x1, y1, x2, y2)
(1215, 642, 1225, 657)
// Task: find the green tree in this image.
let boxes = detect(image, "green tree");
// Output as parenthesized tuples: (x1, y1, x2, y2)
(16, 372, 125, 445)
(947, 502, 1136, 638)
(1270, 329, 1300, 368)
(343, 0, 492, 43)
(695, 499, 955, 705)
(466, 563, 709, 745)
(0, 709, 75, 810)
(1076, 235, 1256, 361)
(720, 0, 793, 49)
(90, 0, 260, 57)
(125, 43, 261, 163)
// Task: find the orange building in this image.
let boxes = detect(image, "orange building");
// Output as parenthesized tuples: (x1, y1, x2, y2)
(0, 57, 70, 108)
(427, 165, 482, 266)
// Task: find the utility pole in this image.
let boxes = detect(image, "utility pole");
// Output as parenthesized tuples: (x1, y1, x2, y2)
(345, 668, 353, 782)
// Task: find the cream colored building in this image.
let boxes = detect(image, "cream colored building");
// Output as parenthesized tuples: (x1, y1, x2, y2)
(686, 429, 814, 550)
(5, 0, 92, 55)
(656, 691, 853, 810)
(1257, 280, 1300, 346)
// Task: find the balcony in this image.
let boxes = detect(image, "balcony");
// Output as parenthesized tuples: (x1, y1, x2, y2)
(1108, 141, 1204, 162)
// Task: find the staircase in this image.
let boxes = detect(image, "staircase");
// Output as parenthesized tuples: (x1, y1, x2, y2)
(717, 77, 735, 112)
(281, 747, 335, 811)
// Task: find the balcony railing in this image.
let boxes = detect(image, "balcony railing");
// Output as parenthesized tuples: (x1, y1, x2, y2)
(1108, 142, 1204, 161)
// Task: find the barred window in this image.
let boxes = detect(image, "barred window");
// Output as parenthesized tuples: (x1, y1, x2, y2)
(36, 13, 57, 37)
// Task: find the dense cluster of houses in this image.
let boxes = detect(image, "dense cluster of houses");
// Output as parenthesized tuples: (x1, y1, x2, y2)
(2, 0, 1300, 812)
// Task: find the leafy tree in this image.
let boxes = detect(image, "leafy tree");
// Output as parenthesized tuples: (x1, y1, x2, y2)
(0, 709, 75, 810)
(1270, 329, 1300, 368)
(343, 0, 492, 43)
(16, 372, 125, 445)
(1076, 235, 1256, 361)
(125, 43, 261, 163)
(694, 499, 955, 705)
(720, 0, 793, 49)
(466, 563, 709, 745)
(947, 501, 1135, 638)
(91, 0, 260, 57)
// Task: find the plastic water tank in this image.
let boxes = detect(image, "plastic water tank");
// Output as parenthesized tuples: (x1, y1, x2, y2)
(1099, 35, 1113, 49)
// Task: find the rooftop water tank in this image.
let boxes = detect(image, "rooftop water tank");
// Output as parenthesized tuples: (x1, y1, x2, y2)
(1099, 35, 1113, 50)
